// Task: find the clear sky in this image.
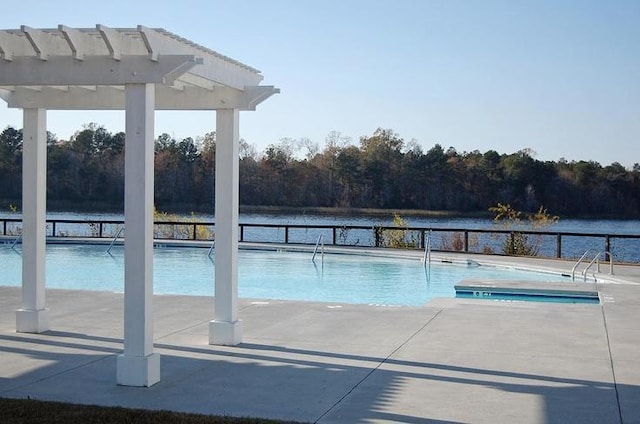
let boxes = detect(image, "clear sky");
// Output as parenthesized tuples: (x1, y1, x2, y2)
(1, 0, 638, 167)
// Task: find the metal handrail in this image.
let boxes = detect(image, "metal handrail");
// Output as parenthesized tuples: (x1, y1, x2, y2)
(207, 240, 215, 258)
(106, 227, 124, 255)
(582, 251, 614, 282)
(312, 234, 324, 264)
(422, 229, 432, 269)
(10, 231, 22, 250)
(2, 216, 639, 262)
(571, 249, 596, 281)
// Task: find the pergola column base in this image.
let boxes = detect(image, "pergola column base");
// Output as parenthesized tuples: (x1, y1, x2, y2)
(209, 320, 242, 346)
(116, 353, 161, 387)
(16, 308, 50, 333)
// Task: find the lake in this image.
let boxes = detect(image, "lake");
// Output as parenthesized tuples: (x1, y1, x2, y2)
(1, 210, 638, 234)
(2, 210, 639, 262)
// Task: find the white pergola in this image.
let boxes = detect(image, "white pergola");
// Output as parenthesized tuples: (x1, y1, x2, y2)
(0, 25, 278, 387)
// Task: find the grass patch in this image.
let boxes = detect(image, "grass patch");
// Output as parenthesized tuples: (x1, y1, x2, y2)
(0, 398, 301, 424)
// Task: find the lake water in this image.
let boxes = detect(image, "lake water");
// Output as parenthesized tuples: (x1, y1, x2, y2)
(2, 210, 639, 234)
(2, 210, 639, 262)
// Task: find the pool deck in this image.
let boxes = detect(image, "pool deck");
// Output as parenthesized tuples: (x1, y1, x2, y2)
(1, 252, 640, 423)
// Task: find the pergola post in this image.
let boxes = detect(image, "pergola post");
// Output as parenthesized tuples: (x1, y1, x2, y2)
(16, 108, 49, 333)
(209, 108, 242, 345)
(116, 83, 160, 387)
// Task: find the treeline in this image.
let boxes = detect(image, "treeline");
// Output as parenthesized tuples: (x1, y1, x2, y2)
(1, 125, 639, 217)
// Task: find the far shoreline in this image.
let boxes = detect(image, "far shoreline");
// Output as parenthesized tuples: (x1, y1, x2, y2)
(0, 200, 638, 220)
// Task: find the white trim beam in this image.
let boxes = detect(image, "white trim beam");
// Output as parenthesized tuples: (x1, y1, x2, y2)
(58, 25, 91, 60)
(244, 85, 281, 110)
(4, 85, 280, 110)
(21, 26, 52, 60)
(97, 25, 122, 60)
(138, 25, 159, 62)
(0, 55, 199, 86)
(139, 28, 264, 89)
(0, 31, 27, 61)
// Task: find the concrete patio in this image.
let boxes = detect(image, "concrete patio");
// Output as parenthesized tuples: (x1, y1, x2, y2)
(1, 257, 639, 424)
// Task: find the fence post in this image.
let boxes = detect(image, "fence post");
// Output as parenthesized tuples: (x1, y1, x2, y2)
(464, 231, 469, 252)
(605, 235, 611, 261)
(510, 232, 515, 255)
(284, 226, 289, 244)
(332, 227, 336, 245)
(420, 231, 425, 249)
(556, 233, 562, 258)
(193, 224, 197, 240)
(374, 226, 381, 247)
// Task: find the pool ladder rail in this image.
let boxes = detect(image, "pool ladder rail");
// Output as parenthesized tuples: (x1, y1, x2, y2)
(571, 249, 614, 282)
(207, 240, 215, 259)
(9, 231, 22, 251)
(312, 234, 324, 265)
(105, 227, 124, 255)
(422, 229, 432, 269)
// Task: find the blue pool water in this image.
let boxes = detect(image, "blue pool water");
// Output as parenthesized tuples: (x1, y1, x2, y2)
(1, 244, 573, 306)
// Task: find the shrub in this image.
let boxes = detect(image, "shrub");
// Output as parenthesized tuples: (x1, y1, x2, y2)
(379, 213, 419, 248)
(489, 203, 559, 256)
(153, 207, 214, 240)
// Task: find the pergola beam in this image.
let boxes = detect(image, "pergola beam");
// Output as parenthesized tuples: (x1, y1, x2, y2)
(97, 25, 122, 61)
(0, 31, 26, 61)
(138, 25, 160, 62)
(3, 84, 279, 110)
(0, 55, 199, 86)
(21, 26, 51, 60)
(58, 25, 92, 61)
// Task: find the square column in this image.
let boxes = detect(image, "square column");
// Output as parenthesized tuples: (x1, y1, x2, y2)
(209, 109, 242, 345)
(16, 108, 50, 333)
(117, 83, 160, 387)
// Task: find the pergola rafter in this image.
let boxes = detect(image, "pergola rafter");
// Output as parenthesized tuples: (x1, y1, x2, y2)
(0, 24, 279, 388)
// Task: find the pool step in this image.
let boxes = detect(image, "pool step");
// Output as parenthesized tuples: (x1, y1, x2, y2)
(454, 279, 599, 302)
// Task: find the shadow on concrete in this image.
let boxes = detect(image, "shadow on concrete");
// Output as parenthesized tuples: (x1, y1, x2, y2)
(1, 330, 634, 423)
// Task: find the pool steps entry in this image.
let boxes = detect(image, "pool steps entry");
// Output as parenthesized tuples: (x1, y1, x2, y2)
(455, 280, 601, 304)
(571, 250, 614, 282)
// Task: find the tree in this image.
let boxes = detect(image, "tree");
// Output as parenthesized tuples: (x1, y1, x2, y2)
(359, 128, 404, 207)
(0, 127, 23, 200)
(320, 131, 353, 206)
(3, 121, 639, 217)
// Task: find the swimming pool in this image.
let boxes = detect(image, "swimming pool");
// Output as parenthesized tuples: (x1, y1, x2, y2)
(1, 244, 573, 306)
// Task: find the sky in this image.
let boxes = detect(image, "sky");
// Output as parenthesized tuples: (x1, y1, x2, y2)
(0, 0, 638, 167)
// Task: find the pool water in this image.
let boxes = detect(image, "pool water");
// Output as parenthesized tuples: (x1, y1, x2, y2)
(1, 245, 572, 306)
